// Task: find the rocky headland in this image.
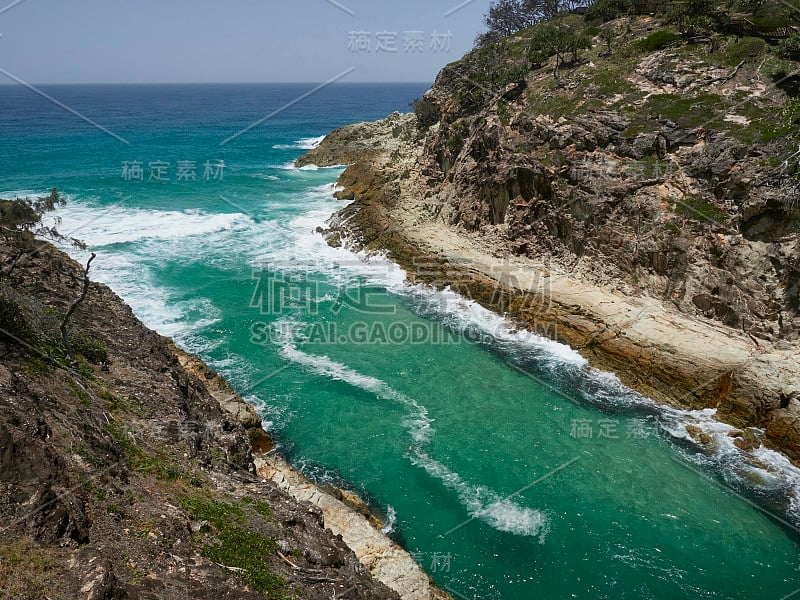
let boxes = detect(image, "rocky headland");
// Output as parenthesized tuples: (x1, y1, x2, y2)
(298, 15, 800, 462)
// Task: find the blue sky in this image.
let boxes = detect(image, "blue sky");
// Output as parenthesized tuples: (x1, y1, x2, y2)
(0, 0, 487, 83)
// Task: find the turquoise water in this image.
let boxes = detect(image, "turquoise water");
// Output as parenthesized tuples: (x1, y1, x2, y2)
(2, 84, 799, 598)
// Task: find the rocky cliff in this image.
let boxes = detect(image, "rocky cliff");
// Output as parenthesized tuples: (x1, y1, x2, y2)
(299, 15, 800, 461)
(0, 225, 443, 598)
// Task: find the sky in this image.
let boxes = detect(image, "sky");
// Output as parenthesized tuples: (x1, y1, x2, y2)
(0, 0, 488, 84)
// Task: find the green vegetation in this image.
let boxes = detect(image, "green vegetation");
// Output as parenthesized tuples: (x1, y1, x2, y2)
(476, 0, 800, 47)
(447, 131, 465, 153)
(476, 0, 564, 46)
(639, 29, 682, 52)
(598, 27, 616, 53)
(628, 156, 673, 179)
(585, 0, 632, 23)
(106, 420, 140, 455)
(498, 102, 512, 125)
(0, 189, 84, 250)
(64, 375, 90, 407)
(99, 389, 145, 416)
(674, 196, 728, 224)
(71, 333, 107, 365)
(525, 91, 583, 119)
(132, 453, 188, 481)
(0, 292, 37, 345)
(778, 33, 800, 62)
(0, 539, 60, 600)
(640, 93, 723, 129)
(82, 480, 108, 501)
(105, 417, 190, 481)
(446, 120, 469, 154)
(180, 495, 245, 528)
(527, 17, 592, 74)
(241, 496, 274, 521)
(455, 44, 531, 108)
(0, 189, 62, 232)
(718, 36, 767, 67)
(748, 15, 791, 31)
(409, 97, 441, 129)
(180, 494, 285, 599)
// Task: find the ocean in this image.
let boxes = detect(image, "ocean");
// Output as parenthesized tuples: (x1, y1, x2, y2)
(1, 82, 799, 598)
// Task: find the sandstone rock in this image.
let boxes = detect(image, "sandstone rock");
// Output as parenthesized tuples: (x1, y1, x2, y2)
(729, 429, 761, 451)
(686, 424, 715, 449)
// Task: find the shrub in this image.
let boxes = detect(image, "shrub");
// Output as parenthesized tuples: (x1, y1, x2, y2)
(409, 97, 441, 129)
(599, 27, 616, 52)
(778, 33, 800, 62)
(748, 16, 790, 31)
(718, 36, 766, 66)
(668, 0, 718, 34)
(640, 29, 682, 51)
(181, 495, 285, 599)
(0, 291, 37, 344)
(492, 64, 529, 87)
(72, 333, 108, 364)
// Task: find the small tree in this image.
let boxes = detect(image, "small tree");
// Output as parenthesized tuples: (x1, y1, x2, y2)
(1, 188, 62, 233)
(484, 0, 538, 37)
(61, 253, 96, 361)
(528, 19, 592, 76)
(669, 0, 718, 35)
(599, 27, 616, 53)
(477, 0, 571, 46)
(1, 189, 85, 279)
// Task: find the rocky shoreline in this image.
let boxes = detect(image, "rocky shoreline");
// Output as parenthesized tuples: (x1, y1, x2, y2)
(177, 348, 451, 600)
(297, 110, 800, 465)
(0, 231, 449, 599)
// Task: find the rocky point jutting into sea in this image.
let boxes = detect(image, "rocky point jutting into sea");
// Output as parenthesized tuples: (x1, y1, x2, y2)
(298, 14, 800, 464)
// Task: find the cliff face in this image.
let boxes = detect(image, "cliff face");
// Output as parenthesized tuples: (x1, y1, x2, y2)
(0, 231, 402, 599)
(425, 15, 800, 343)
(300, 15, 800, 461)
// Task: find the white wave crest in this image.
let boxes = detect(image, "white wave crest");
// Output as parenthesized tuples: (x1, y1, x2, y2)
(271, 162, 347, 171)
(381, 505, 397, 534)
(49, 204, 250, 247)
(409, 450, 550, 540)
(277, 337, 434, 444)
(272, 136, 326, 150)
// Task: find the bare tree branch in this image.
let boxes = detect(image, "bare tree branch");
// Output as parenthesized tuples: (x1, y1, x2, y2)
(61, 253, 96, 361)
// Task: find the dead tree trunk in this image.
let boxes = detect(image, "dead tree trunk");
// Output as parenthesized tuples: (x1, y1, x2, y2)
(61, 253, 96, 361)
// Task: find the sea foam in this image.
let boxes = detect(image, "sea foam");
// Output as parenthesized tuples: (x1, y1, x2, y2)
(272, 135, 326, 150)
(277, 334, 434, 444)
(409, 449, 550, 540)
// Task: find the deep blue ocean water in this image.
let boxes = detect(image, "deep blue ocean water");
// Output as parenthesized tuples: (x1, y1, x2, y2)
(2, 83, 800, 599)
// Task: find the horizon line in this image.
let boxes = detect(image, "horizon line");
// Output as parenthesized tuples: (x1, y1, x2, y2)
(0, 80, 434, 86)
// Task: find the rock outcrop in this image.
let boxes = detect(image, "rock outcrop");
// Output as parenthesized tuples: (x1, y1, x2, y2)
(300, 15, 800, 462)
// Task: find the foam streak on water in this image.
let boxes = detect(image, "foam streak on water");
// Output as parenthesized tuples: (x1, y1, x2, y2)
(409, 449, 550, 540)
(277, 330, 434, 444)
